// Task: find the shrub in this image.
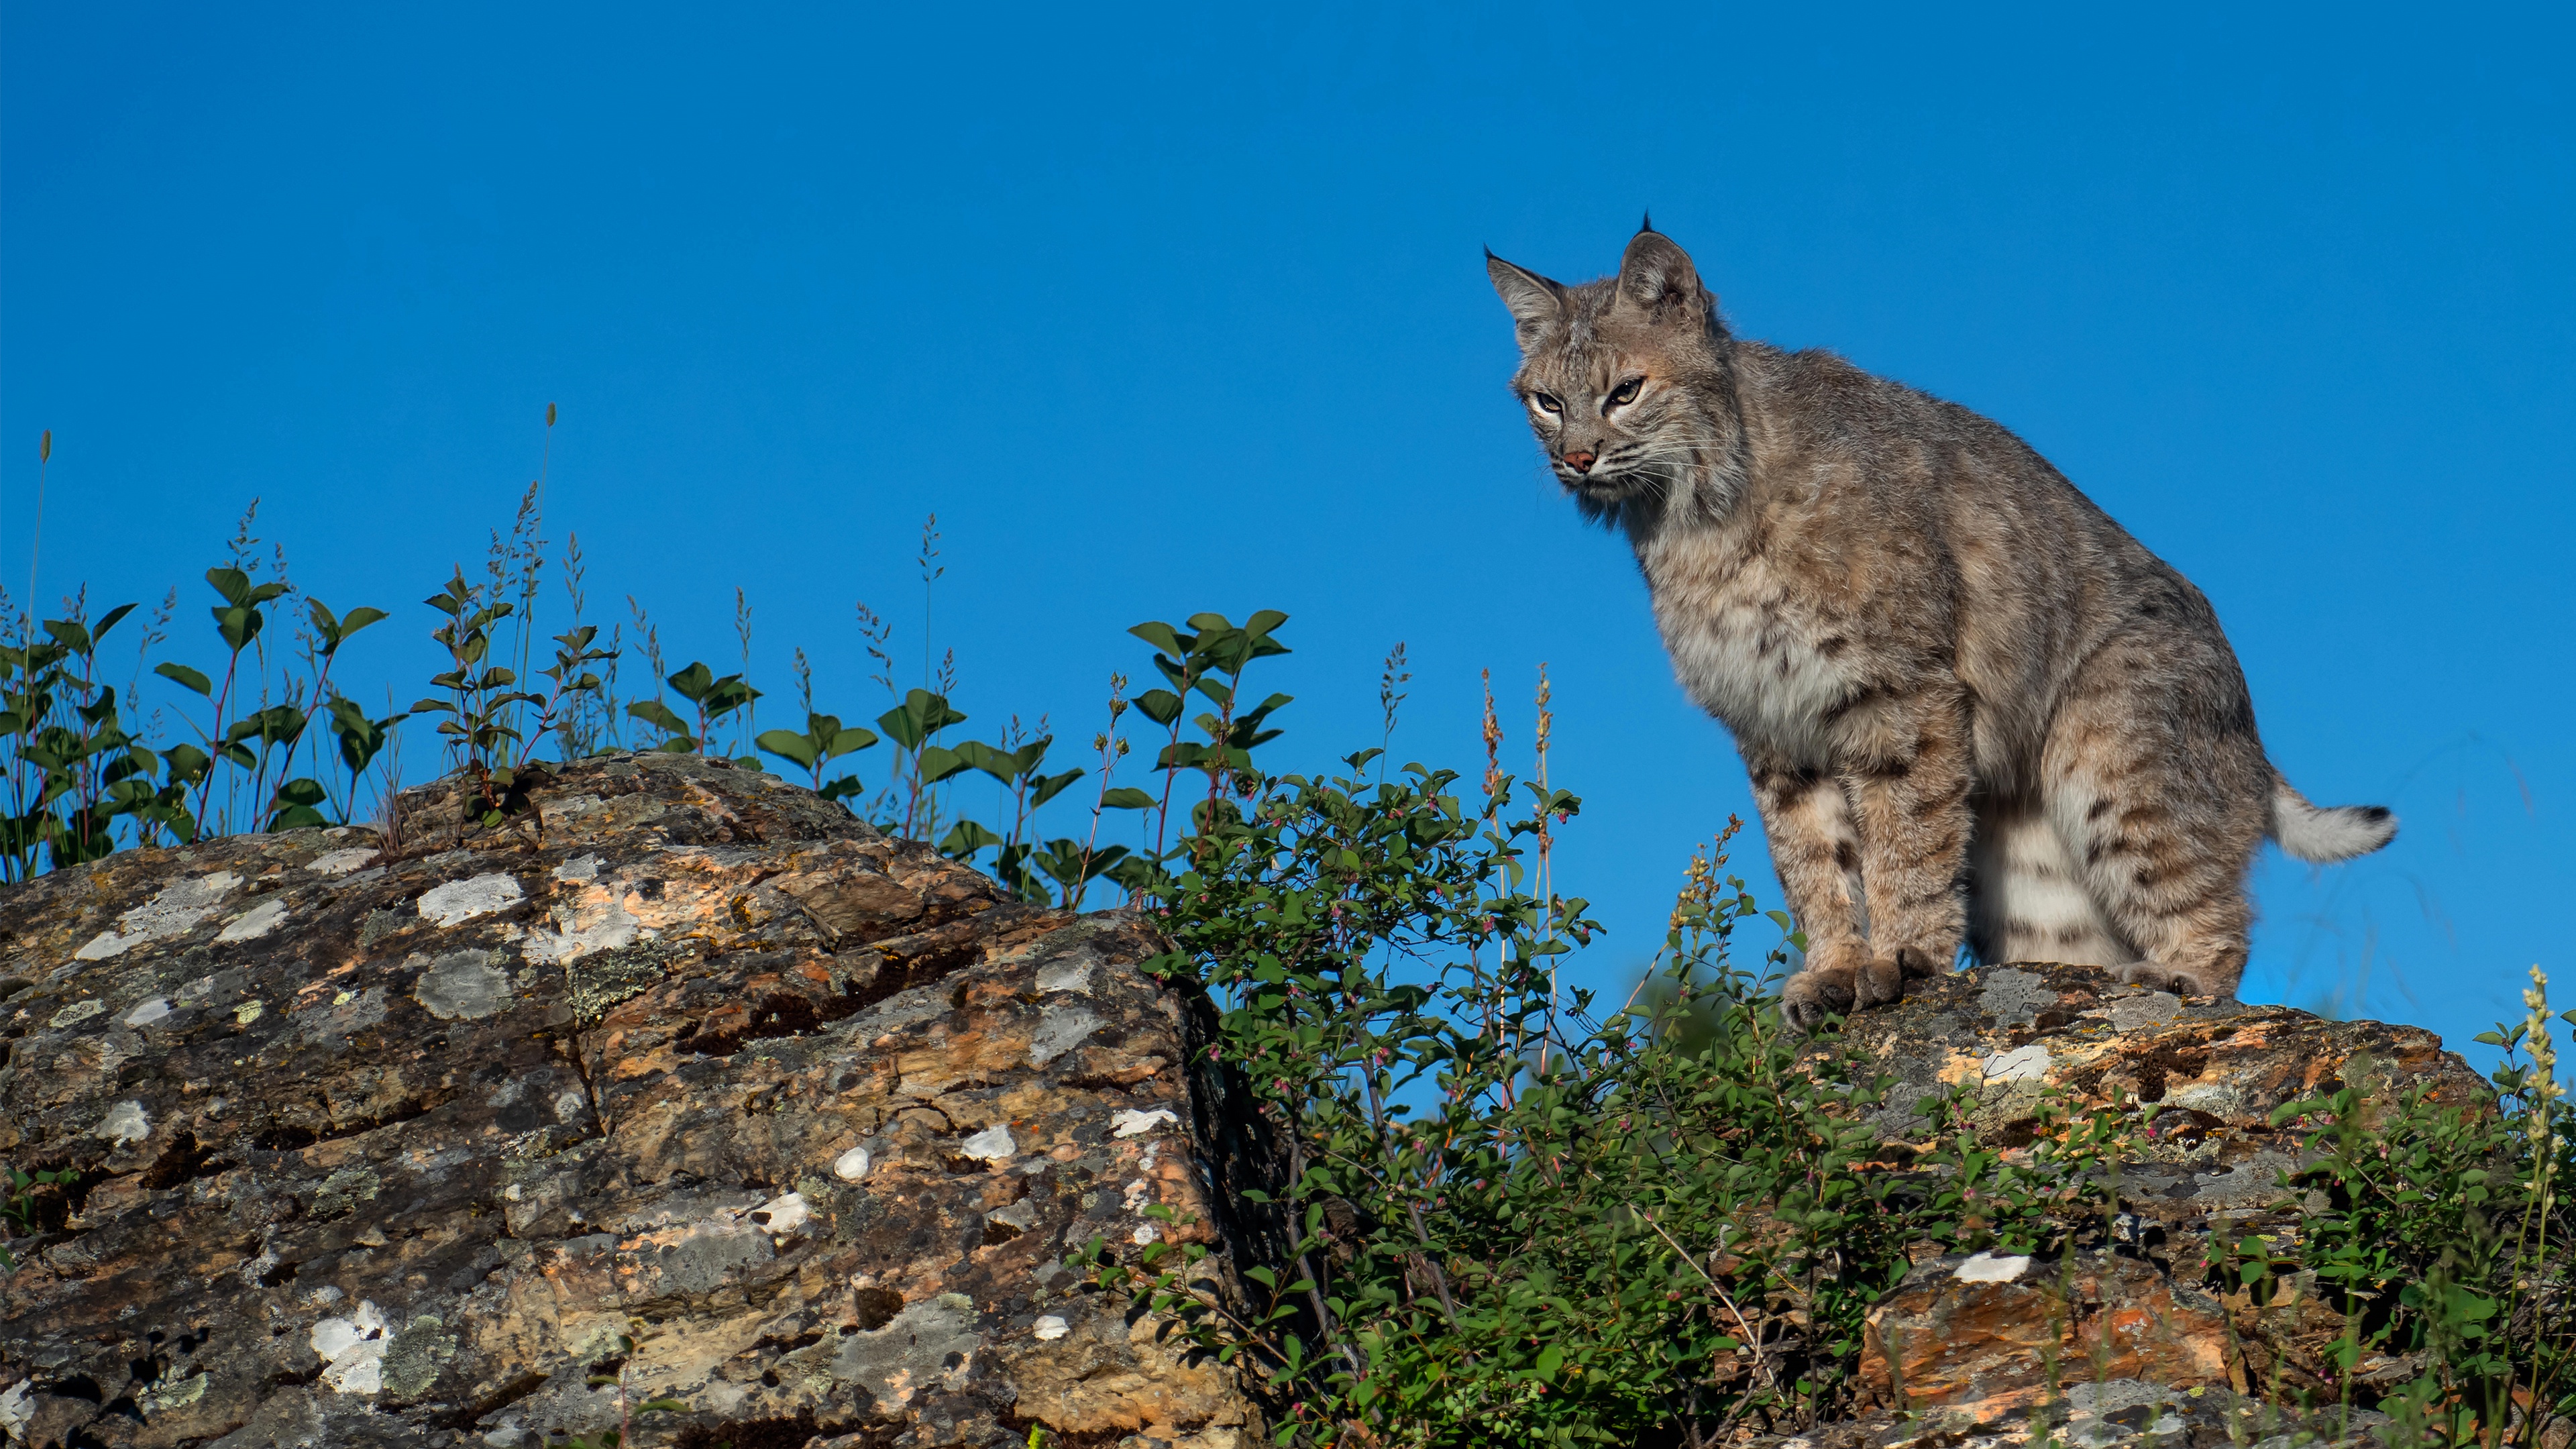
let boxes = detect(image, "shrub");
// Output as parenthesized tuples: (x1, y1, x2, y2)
(1085, 744, 2135, 1447)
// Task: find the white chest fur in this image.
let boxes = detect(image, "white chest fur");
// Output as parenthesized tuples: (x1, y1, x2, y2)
(1646, 549, 1850, 766)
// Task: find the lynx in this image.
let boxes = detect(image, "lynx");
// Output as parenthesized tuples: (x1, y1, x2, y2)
(1488, 223, 2396, 1030)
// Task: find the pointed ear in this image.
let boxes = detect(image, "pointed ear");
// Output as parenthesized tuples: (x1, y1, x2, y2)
(1615, 229, 1710, 323)
(1487, 251, 1566, 345)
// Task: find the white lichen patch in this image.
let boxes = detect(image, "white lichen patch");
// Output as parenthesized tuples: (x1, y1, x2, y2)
(751, 1191, 809, 1235)
(833, 1146, 873, 1182)
(1034, 951, 1095, 995)
(1028, 1006, 1101, 1066)
(74, 932, 141, 962)
(1032, 1313, 1069, 1342)
(0, 1381, 32, 1438)
(97, 1099, 150, 1146)
(217, 898, 290, 943)
(415, 950, 512, 1021)
(1131, 1223, 1159, 1246)
(48, 999, 105, 1030)
(73, 871, 245, 959)
(311, 1300, 390, 1394)
(1110, 1107, 1177, 1139)
(136, 1368, 210, 1416)
(307, 847, 381, 877)
(1980, 1044, 2052, 1083)
(417, 873, 525, 928)
(2106, 991, 2186, 1032)
(122, 998, 173, 1028)
(2163, 1081, 2253, 1118)
(1954, 1251, 2033, 1283)
(552, 853, 602, 882)
(523, 896, 642, 967)
(959, 1124, 1016, 1162)
(830, 1295, 981, 1407)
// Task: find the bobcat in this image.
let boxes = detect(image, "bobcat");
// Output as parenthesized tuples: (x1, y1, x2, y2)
(1488, 223, 2396, 1030)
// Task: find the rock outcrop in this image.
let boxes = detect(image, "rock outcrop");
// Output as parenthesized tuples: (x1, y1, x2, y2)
(0, 753, 1267, 1448)
(1803, 961, 2500, 1449)
(3, 750, 2528, 1449)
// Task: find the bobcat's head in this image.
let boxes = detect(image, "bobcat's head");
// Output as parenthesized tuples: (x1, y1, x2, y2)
(1487, 225, 1737, 527)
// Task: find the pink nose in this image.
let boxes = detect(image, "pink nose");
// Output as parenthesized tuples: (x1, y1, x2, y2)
(1563, 450, 1597, 474)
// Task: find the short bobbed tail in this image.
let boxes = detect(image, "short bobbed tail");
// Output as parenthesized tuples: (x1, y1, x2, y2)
(2268, 774, 2398, 864)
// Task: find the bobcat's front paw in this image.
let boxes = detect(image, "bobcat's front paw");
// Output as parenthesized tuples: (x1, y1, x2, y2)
(2117, 961, 2217, 998)
(1784, 943, 1943, 1032)
(1780, 966, 1857, 1034)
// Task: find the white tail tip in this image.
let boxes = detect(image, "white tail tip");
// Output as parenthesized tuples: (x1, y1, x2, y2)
(2270, 779, 2397, 864)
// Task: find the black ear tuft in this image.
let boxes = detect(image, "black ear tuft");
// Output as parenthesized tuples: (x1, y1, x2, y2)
(1487, 252, 1568, 343)
(1639, 209, 1654, 235)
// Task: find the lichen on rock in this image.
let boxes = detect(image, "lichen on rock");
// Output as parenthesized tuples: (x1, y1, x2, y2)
(0, 753, 1264, 1449)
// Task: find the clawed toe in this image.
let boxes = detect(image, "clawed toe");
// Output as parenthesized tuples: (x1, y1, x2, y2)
(2118, 962, 2211, 997)
(1780, 969, 1858, 1033)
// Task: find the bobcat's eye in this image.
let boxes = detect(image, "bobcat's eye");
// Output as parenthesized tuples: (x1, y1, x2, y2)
(1605, 377, 1644, 411)
(1530, 392, 1563, 417)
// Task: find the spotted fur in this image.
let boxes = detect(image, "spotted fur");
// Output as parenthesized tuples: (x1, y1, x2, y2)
(1488, 226, 2396, 1030)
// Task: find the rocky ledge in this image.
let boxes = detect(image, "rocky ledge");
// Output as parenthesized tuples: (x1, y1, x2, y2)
(1, 751, 2535, 1449)
(1797, 960, 2505, 1449)
(0, 753, 1266, 1449)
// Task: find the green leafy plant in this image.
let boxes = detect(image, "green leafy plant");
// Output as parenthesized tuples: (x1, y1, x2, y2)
(414, 565, 555, 833)
(2220, 967, 2575, 1447)
(626, 659, 759, 757)
(1077, 753, 2134, 1446)
(1127, 610, 1292, 857)
(754, 647, 880, 802)
(1, 598, 197, 879)
(0, 1165, 80, 1273)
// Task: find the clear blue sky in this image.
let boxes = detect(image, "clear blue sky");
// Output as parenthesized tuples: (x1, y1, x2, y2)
(5, 5, 2570, 1061)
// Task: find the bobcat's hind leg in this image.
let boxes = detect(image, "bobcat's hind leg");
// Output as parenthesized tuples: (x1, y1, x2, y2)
(2041, 639, 2269, 1000)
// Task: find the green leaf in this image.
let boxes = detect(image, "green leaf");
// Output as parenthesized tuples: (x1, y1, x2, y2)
(1099, 787, 1156, 810)
(1026, 768, 1084, 810)
(877, 701, 926, 751)
(627, 700, 692, 739)
(953, 739, 1019, 784)
(154, 661, 213, 696)
(1128, 621, 1187, 658)
(1535, 1344, 1564, 1381)
(755, 729, 820, 770)
(666, 661, 715, 703)
(916, 745, 974, 784)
